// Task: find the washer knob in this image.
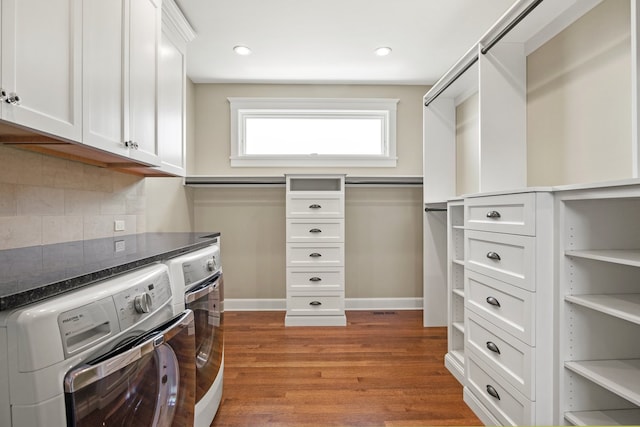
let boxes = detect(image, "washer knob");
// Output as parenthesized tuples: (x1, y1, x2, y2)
(207, 257, 218, 272)
(134, 293, 152, 314)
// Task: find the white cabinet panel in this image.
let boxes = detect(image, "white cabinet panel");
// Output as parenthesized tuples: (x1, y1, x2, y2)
(286, 219, 344, 243)
(465, 193, 536, 236)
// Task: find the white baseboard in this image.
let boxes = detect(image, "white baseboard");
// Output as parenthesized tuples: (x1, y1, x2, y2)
(224, 297, 423, 312)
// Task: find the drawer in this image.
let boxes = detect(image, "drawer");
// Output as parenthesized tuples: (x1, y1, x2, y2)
(287, 268, 344, 292)
(287, 243, 344, 267)
(465, 270, 534, 345)
(286, 219, 344, 243)
(466, 354, 533, 426)
(466, 310, 533, 399)
(287, 195, 344, 218)
(465, 193, 535, 236)
(465, 230, 534, 291)
(287, 294, 344, 316)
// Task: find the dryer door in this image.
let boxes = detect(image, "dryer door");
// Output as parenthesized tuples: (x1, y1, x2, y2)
(185, 273, 224, 402)
(64, 310, 196, 427)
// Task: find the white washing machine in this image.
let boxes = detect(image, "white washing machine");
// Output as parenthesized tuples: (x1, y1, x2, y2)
(0, 264, 196, 427)
(165, 240, 224, 427)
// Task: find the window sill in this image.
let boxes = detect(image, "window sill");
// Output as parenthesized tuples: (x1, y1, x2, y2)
(229, 156, 398, 168)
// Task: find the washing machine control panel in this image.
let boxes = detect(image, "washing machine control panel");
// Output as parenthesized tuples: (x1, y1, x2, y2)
(182, 249, 221, 287)
(113, 271, 172, 330)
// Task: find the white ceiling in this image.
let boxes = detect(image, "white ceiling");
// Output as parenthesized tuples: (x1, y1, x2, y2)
(175, 0, 517, 85)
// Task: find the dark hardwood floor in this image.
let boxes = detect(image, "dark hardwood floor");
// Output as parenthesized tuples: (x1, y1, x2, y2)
(211, 310, 481, 426)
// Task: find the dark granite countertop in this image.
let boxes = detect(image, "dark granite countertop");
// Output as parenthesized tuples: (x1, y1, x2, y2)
(0, 232, 220, 311)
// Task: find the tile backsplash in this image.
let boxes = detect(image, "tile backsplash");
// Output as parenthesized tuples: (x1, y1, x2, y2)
(0, 145, 145, 250)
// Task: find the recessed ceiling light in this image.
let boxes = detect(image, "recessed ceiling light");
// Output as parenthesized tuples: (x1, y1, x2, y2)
(374, 47, 392, 56)
(233, 45, 252, 56)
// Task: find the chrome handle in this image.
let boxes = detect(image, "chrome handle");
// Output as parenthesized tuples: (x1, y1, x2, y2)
(486, 211, 501, 219)
(309, 277, 322, 282)
(6, 92, 20, 105)
(309, 301, 322, 306)
(309, 204, 322, 209)
(309, 252, 322, 258)
(309, 228, 322, 233)
(486, 341, 501, 354)
(486, 251, 501, 261)
(486, 385, 500, 400)
(486, 296, 501, 307)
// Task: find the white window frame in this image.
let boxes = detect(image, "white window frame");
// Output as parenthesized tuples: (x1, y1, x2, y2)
(228, 97, 399, 167)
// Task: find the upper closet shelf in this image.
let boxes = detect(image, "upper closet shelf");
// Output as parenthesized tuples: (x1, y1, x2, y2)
(565, 294, 640, 326)
(565, 249, 640, 267)
(185, 176, 423, 187)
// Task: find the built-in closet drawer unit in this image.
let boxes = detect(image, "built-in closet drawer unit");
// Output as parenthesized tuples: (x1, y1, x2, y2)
(463, 191, 553, 426)
(465, 193, 536, 236)
(466, 354, 533, 426)
(285, 175, 346, 327)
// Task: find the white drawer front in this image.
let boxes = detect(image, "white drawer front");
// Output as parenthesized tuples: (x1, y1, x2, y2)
(287, 195, 344, 218)
(287, 294, 344, 316)
(465, 230, 534, 291)
(287, 243, 344, 267)
(466, 355, 533, 426)
(286, 219, 344, 243)
(466, 311, 533, 399)
(465, 193, 535, 236)
(287, 268, 344, 292)
(465, 270, 534, 346)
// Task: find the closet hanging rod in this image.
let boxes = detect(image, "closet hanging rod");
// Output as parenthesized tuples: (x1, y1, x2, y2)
(423, 56, 478, 107)
(424, 207, 447, 212)
(480, 0, 545, 55)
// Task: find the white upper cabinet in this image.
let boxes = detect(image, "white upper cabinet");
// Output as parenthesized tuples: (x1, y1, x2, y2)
(82, 0, 161, 166)
(1, 0, 82, 142)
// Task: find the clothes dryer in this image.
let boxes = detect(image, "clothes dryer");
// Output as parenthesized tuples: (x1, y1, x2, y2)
(165, 240, 224, 427)
(0, 264, 196, 427)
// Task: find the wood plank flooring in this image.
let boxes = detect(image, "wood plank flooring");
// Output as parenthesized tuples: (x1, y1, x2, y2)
(211, 310, 481, 426)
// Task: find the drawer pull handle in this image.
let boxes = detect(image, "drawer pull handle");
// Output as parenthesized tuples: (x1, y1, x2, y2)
(309, 252, 322, 258)
(309, 204, 322, 209)
(486, 341, 501, 354)
(486, 251, 501, 261)
(309, 277, 322, 282)
(486, 211, 501, 219)
(486, 296, 501, 307)
(309, 301, 322, 306)
(309, 228, 322, 233)
(486, 385, 500, 400)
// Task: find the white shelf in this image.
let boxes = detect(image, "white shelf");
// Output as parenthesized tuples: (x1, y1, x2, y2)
(565, 359, 640, 406)
(453, 225, 465, 230)
(452, 259, 465, 267)
(453, 321, 465, 334)
(565, 249, 640, 268)
(565, 409, 640, 426)
(565, 294, 640, 326)
(452, 288, 465, 298)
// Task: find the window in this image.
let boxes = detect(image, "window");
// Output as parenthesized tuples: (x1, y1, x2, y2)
(228, 98, 399, 167)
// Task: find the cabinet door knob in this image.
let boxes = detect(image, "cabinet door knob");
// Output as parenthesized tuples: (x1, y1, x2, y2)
(309, 277, 322, 282)
(486, 341, 501, 354)
(0, 89, 6, 102)
(486, 385, 500, 400)
(486, 211, 501, 219)
(486, 296, 501, 307)
(6, 92, 20, 105)
(486, 251, 501, 261)
(124, 140, 132, 148)
(309, 228, 322, 233)
(309, 301, 322, 306)
(309, 204, 322, 209)
(309, 252, 322, 258)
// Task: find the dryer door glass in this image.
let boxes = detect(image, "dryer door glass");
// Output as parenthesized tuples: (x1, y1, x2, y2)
(64, 311, 196, 427)
(186, 273, 224, 401)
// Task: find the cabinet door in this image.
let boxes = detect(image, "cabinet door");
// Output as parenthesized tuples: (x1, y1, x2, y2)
(128, 0, 161, 166)
(1, 0, 81, 141)
(156, 30, 185, 175)
(82, 0, 127, 156)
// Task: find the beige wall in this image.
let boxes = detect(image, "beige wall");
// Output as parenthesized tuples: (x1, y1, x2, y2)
(456, 92, 480, 196)
(192, 84, 428, 176)
(193, 186, 423, 300)
(527, 0, 631, 186)
(0, 145, 146, 250)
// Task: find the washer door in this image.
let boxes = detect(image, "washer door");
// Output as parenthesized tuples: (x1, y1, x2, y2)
(186, 273, 224, 402)
(64, 310, 196, 427)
